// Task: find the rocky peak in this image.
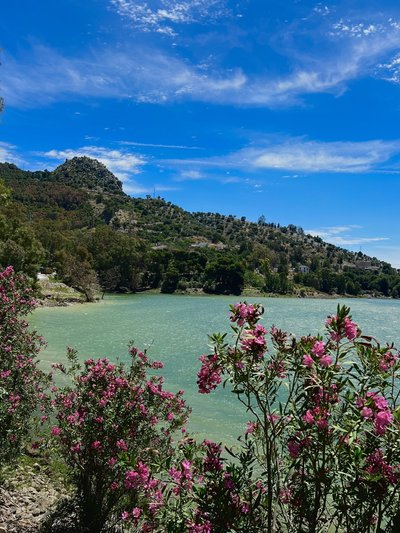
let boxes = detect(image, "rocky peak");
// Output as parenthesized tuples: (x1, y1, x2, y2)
(51, 157, 124, 195)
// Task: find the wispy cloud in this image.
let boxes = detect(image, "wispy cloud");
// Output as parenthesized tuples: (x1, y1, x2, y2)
(119, 140, 203, 150)
(5, 10, 400, 109)
(123, 182, 179, 194)
(0, 142, 25, 166)
(164, 138, 400, 174)
(247, 139, 400, 173)
(110, 0, 230, 36)
(305, 225, 389, 246)
(39, 146, 145, 180)
(35, 146, 148, 194)
(2, 45, 246, 108)
(174, 169, 205, 181)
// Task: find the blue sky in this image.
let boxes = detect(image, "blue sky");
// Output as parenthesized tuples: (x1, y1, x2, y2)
(1, 0, 400, 266)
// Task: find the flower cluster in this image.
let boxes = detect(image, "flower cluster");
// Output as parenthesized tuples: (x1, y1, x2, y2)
(197, 353, 222, 394)
(357, 392, 394, 434)
(240, 323, 267, 360)
(230, 302, 263, 327)
(364, 449, 400, 487)
(303, 340, 332, 368)
(379, 350, 398, 372)
(326, 311, 359, 342)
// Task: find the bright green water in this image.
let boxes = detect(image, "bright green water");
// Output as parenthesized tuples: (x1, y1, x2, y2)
(30, 294, 400, 443)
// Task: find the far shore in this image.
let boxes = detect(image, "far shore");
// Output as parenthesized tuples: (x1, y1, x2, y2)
(37, 285, 397, 309)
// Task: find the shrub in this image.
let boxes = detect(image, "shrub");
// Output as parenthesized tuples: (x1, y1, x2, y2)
(0, 265, 48, 463)
(192, 302, 400, 532)
(51, 346, 189, 532)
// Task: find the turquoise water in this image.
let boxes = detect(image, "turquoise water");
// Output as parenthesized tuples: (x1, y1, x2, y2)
(30, 294, 400, 443)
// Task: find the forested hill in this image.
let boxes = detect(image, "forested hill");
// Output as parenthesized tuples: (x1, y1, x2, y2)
(1, 157, 399, 299)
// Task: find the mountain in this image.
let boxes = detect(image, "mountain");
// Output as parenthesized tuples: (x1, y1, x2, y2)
(51, 157, 124, 194)
(0, 157, 399, 299)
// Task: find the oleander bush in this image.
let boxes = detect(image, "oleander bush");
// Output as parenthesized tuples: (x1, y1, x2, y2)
(0, 266, 49, 464)
(192, 302, 400, 532)
(51, 346, 190, 532)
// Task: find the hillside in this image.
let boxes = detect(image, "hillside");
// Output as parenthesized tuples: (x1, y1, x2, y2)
(0, 157, 399, 299)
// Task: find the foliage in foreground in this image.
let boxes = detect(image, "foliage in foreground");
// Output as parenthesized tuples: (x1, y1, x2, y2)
(52, 300, 400, 532)
(50, 347, 189, 532)
(0, 266, 49, 463)
(191, 303, 400, 532)
(3, 264, 400, 532)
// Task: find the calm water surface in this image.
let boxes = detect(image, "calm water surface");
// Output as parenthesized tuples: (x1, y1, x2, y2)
(30, 295, 400, 443)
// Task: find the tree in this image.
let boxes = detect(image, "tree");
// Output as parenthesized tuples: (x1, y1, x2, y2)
(203, 256, 244, 295)
(161, 264, 180, 294)
(57, 251, 99, 302)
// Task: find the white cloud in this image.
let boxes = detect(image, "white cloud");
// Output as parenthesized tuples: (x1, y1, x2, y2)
(5, 11, 400, 109)
(122, 182, 179, 194)
(110, 0, 229, 35)
(36, 146, 148, 195)
(331, 20, 383, 37)
(1, 46, 247, 108)
(377, 54, 400, 84)
(40, 146, 145, 180)
(313, 4, 331, 17)
(174, 169, 205, 181)
(166, 138, 400, 174)
(305, 225, 389, 247)
(0, 142, 25, 166)
(249, 140, 400, 173)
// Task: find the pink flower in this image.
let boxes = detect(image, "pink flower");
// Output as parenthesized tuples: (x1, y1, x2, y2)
(91, 440, 102, 450)
(303, 410, 315, 424)
(319, 354, 332, 367)
(51, 426, 61, 436)
(312, 341, 326, 357)
(116, 439, 128, 451)
(224, 472, 235, 490)
(230, 303, 263, 326)
(374, 396, 389, 410)
(197, 354, 222, 394)
(375, 410, 393, 434)
(379, 351, 398, 372)
(241, 503, 250, 514)
(246, 421, 257, 434)
(344, 317, 358, 340)
(360, 407, 373, 419)
(132, 507, 141, 519)
(168, 467, 182, 483)
(302, 354, 314, 368)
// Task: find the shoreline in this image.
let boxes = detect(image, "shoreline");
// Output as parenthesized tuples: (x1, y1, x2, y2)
(36, 285, 397, 308)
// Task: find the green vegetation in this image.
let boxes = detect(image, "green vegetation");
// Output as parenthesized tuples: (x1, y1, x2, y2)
(1, 157, 399, 298)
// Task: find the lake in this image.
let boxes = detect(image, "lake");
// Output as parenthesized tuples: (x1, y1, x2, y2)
(30, 294, 400, 444)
